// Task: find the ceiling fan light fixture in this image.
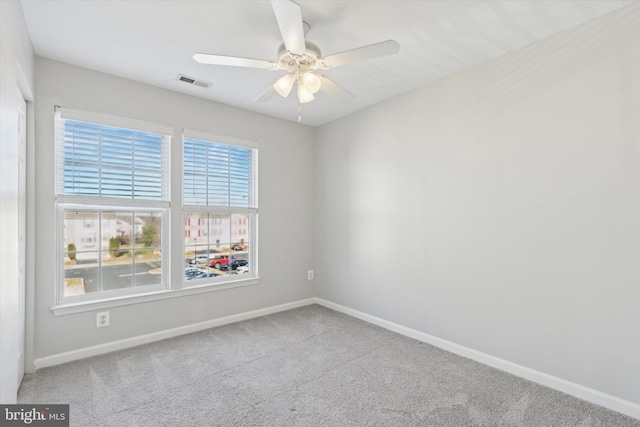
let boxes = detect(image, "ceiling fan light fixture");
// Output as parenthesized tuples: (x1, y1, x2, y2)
(274, 73, 295, 97)
(301, 71, 321, 94)
(298, 85, 314, 103)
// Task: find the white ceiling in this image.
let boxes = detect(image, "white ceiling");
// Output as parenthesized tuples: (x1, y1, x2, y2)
(20, 0, 634, 126)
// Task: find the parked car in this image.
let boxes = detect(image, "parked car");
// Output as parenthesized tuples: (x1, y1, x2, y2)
(185, 265, 206, 279)
(189, 255, 209, 265)
(209, 255, 231, 269)
(219, 258, 248, 271)
(191, 272, 219, 280)
(185, 265, 204, 274)
(235, 266, 249, 274)
(232, 244, 244, 251)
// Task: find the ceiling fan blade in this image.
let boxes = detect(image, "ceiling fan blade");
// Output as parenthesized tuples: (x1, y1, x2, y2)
(254, 85, 278, 103)
(320, 40, 400, 69)
(318, 75, 355, 102)
(193, 53, 278, 70)
(271, 0, 306, 55)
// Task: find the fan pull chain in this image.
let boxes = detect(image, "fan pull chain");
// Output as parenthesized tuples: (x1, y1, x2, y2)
(297, 64, 303, 123)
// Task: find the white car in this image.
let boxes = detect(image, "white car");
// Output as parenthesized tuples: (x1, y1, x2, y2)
(190, 255, 209, 264)
(236, 266, 249, 274)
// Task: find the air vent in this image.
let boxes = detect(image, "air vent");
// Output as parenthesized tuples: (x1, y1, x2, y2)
(176, 74, 212, 89)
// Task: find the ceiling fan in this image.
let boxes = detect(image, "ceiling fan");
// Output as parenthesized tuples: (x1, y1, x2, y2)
(193, 0, 400, 121)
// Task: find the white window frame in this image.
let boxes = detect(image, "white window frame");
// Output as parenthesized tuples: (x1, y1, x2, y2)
(182, 129, 259, 286)
(56, 203, 170, 304)
(51, 111, 261, 316)
(54, 107, 172, 306)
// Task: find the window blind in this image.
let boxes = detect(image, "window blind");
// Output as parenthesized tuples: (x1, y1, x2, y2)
(55, 108, 171, 201)
(183, 137, 257, 208)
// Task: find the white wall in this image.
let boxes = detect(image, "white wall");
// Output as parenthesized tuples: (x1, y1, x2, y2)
(33, 58, 315, 360)
(314, 4, 640, 407)
(0, 0, 34, 403)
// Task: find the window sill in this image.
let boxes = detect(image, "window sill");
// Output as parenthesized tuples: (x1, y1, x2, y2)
(51, 277, 261, 316)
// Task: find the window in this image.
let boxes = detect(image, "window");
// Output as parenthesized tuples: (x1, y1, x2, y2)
(53, 109, 259, 312)
(55, 107, 171, 303)
(183, 130, 258, 283)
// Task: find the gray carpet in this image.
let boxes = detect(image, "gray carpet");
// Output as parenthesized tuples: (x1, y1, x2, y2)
(18, 305, 640, 426)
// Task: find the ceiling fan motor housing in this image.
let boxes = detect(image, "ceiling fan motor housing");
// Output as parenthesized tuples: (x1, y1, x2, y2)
(278, 41, 321, 70)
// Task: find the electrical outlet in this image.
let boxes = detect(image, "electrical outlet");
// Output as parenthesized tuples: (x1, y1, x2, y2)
(96, 311, 110, 328)
(308, 270, 314, 280)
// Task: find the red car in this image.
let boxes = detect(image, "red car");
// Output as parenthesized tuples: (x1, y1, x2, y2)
(209, 255, 231, 269)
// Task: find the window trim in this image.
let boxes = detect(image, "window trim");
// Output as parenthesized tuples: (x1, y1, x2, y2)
(55, 108, 171, 202)
(55, 203, 170, 306)
(54, 109, 172, 306)
(181, 129, 259, 286)
(182, 128, 259, 150)
(51, 276, 261, 316)
(182, 211, 258, 287)
(50, 110, 261, 314)
(56, 106, 174, 136)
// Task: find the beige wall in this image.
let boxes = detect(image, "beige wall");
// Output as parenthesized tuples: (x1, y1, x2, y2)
(314, 4, 640, 406)
(32, 57, 315, 360)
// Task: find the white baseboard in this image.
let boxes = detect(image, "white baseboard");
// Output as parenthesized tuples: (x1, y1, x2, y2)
(32, 296, 639, 420)
(17, 350, 24, 389)
(33, 298, 316, 371)
(313, 298, 640, 421)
